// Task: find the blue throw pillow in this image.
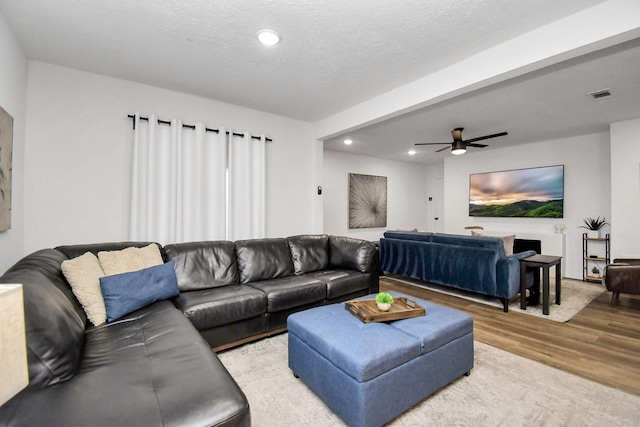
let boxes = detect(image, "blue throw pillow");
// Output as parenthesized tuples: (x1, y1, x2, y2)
(100, 261, 180, 322)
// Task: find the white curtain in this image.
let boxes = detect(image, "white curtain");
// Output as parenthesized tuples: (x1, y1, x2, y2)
(129, 114, 227, 243)
(228, 132, 266, 240)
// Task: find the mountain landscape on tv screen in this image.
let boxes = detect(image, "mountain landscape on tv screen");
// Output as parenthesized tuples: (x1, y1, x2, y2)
(469, 199, 563, 218)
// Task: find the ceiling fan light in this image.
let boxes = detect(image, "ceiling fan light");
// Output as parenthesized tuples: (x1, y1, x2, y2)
(451, 140, 466, 155)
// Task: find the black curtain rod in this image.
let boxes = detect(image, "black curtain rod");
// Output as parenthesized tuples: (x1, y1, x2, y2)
(127, 115, 272, 142)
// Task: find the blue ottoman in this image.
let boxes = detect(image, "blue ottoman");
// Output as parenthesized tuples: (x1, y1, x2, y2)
(287, 292, 473, 427)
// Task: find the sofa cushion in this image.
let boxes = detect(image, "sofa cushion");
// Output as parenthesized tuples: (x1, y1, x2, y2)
(247, 276, 326, 312)
(329, 235, 376, 273)
(305, 270, 372, 299)
(100, 262, 180, 322)
(164, 241, 239, 291)
(235, 238, 294, 284)
(287, 234, 330, 274)
(98, 243, 164, 276)
(61, 251, 107, 326)
(174, 285, 267, 330)
(0, 249, 86, 388)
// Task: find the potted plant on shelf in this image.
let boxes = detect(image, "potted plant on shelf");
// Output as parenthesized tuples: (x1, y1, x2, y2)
(591, 266, 601, 278)
(375, 292, 394, 312)
(579, 216, 609, 238)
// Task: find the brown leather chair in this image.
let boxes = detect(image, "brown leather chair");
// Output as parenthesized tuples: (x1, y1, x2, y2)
(604, 259, 640, 306)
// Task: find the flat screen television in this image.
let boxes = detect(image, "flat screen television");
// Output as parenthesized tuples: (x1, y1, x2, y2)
(469, 165, 564, 218)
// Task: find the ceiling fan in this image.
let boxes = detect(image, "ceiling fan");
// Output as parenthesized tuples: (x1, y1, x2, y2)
(415, 127, 508, 155)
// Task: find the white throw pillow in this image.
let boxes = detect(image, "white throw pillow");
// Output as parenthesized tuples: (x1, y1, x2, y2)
(499, 235, 516, 256)
(98, 243, 164, 276)
(471, 230, 516, 256)
(61, 251, 107, 326)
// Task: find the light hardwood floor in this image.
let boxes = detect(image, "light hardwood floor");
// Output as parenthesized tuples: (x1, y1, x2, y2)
(380, 276, 640, 396)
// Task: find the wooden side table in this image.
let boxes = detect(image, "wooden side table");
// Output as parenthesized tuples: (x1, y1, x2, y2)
(520, 255, 562, 315)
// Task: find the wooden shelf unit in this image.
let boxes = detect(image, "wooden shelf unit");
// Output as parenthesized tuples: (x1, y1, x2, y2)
(582, 233, 610, 283)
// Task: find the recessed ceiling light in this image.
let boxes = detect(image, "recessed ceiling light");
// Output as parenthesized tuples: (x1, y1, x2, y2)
(344, 139, 353, 145)
(257, 29, 280, 46)
(408, 150, 416, 155)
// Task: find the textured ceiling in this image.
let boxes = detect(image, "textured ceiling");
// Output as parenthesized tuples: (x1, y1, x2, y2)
(0, 0, 605, 121)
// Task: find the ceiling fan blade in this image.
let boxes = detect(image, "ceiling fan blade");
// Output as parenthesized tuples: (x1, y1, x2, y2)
(435, 146, 450, 152)
(414, 142, 450, 146)
(463, 132, 508, 144)
(466, 143, 488, 148)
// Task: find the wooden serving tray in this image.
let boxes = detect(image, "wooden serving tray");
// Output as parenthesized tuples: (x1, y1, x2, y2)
(345, 297, 426, 323)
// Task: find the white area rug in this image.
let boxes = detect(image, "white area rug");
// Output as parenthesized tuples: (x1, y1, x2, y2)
(218, 334, 640, 427)
(385, 276, 605, 322)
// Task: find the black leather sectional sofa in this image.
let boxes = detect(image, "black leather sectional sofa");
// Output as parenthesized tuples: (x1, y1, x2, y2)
(0, 234, 379, 427)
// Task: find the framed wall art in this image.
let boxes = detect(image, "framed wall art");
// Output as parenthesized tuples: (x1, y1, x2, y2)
(348, 173, 387, 229)
(469, 165, 564, 218)
(0, 106, 13, 231)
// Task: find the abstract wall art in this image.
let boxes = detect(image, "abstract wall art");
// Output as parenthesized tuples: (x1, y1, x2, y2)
(0, 106, 13, 231)
(348, 173, 387, 229)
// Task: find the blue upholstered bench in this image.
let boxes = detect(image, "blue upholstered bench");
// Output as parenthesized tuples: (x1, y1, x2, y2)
(287, 292, 474, 427)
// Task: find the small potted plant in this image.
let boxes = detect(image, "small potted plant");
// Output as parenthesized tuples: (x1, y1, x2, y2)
(591, 266, 601, 278)
(579, 216, 609, 238)
(375, 292, 394, 312)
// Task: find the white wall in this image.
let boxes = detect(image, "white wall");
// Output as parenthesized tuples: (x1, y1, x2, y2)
(323, 150, 429, 241)
(0, 12, 28, 273)
(610, 118, 640, 258)
(23, 62, 318, 253)
(444, 133, 611, 279)
(424, 163, 445, 232)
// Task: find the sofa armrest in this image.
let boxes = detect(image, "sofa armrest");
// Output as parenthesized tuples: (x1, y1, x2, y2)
(329, 236, 377, 274)
(496, 250, 537, 298)
(513, 250, 537, 261)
